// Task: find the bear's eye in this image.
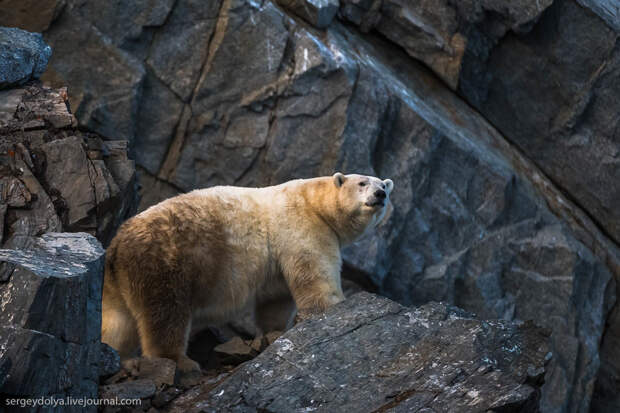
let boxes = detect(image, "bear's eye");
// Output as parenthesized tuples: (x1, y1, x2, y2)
(359, 182, 366, 187)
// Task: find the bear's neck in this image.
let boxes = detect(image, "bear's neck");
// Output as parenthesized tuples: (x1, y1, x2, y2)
(300, 179, 361, 246)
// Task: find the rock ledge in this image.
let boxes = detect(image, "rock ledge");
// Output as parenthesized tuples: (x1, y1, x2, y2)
(165, 292, 550, 413)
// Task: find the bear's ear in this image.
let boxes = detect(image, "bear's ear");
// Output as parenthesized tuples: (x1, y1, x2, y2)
(333, 172, 346, 187)
(383, 179, 394, 193)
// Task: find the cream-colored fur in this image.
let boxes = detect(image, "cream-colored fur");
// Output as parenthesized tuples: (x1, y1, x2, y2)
(102, 173, 393, 372)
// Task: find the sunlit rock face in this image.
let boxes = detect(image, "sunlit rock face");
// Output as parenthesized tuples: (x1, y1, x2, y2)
(168, 293, 551, 412)
(3, 0, 619, 410)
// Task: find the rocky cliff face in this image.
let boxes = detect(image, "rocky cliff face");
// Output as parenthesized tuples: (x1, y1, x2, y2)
(0, 25, 138, 246)
(0, 82, 138, 248)
(1, 0, 619, 411)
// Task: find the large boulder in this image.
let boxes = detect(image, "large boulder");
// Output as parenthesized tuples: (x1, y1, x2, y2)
(164, 292, 550, 412)
(0, 27, 52, 89)
(0, 83, 139, 248)
(0, 232, 105, 411)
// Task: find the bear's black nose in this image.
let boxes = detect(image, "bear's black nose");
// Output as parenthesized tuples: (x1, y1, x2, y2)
(375, 189, 386, 199)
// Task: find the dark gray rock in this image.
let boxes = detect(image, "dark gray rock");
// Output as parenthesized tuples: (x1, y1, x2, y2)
(338, 0, 553, 89)
(0, 27, 52, 89)
(0, 144, 63, 249)
(278, 0, 339, 29)
(100, 343, 121, 379)
(0, 232, 105, 410)
(69, 0, 175, 60)
(145, 0, 221, 101)
(0, 88, 26, 125)
(162, 0, 293, 190)
(41, 9, 144, 141)
(213, 336, 257, 365)
(457, 0, 620, 247)
(450, 5, 620, 407)
(576, 0, 620, 31)
(164, 292, 550, 412)
(133, 72, 185, 175)
(100, 378, 157, 402)
(335, 28, 617, 413)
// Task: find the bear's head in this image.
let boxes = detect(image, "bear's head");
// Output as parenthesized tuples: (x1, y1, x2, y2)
(332, 172, 394, 242)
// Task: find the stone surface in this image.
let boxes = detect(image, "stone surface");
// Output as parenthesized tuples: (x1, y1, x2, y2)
(41, 9, 144, 141)
(0, 0, 66, 32)
(138, 357, 178, 388)
(0, 83, 139, 248)
(0, 26, 52, 89)
(0, 233, 104, 409)
(339, 0, 553, 89)
(164, 292, 550, 412)
(100, 343, 121, 379)
(100, 379, 157, 402)
(576, 0, 620, 31)
(133, 73, 184, 175)
(278, 0, 339, 28)
(69, 0, 175, 60)
(457, 0, 620, 248)
(214, 336, 258, 365)
(99, 355, 237, 411)
(144, 0, 221, 102)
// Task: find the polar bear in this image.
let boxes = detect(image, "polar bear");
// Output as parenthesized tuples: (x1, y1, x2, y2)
(102, 173, 393, 372)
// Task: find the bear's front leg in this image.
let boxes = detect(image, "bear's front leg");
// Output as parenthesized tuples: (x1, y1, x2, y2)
(281, 252, 345, 322)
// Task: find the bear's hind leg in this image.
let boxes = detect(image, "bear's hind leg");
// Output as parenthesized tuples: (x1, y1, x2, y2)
(133, 301, 200, 373)
(102, 289, 139, 357)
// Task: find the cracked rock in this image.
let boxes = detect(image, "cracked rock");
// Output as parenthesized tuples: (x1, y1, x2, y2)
(164, 292, 550, 412)
(41, 9, 144, 141)
(0, 82, 139, 248)
(0, 232, 105, 410)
